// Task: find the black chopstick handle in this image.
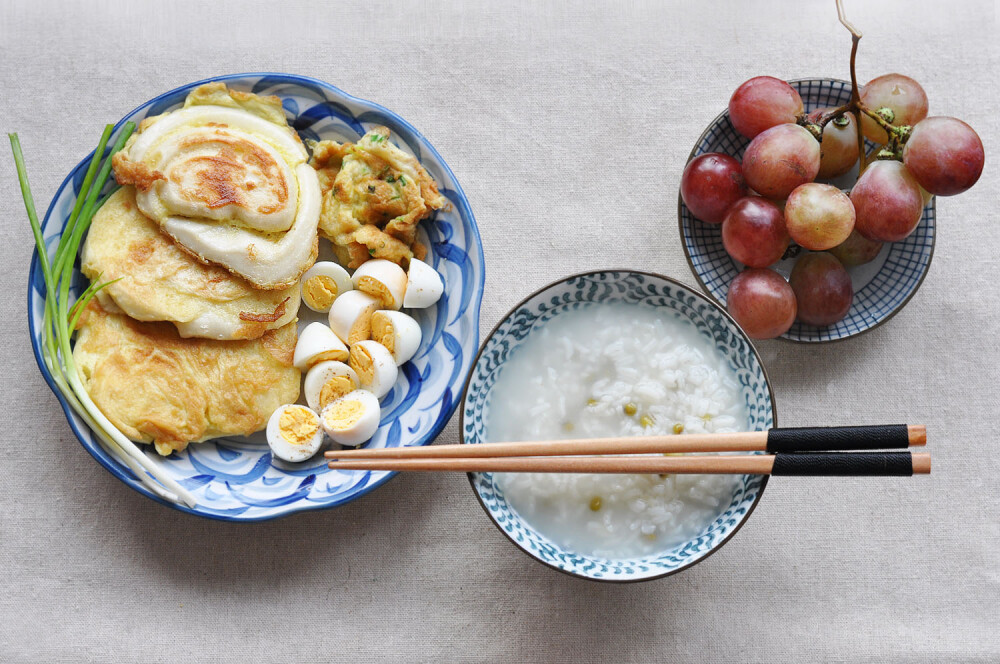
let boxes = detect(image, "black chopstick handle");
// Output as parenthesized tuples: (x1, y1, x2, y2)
(766, 424, 911, 453)
(771, 452, 915, 476)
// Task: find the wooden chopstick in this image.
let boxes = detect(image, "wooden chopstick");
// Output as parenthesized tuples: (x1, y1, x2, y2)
(324, 425, 927, 460)
(327, 451, 931, 476)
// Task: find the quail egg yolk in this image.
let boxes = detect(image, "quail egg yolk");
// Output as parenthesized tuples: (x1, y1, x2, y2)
(302, 274, 339, 310)
(318, 375, 357, 409)
(356, 276, 395, 308)
(279, 407, 320, 446)
(371, 316, 396, 354)
(349, 344, 375, 382)
(323, 399, 366, 431)
(311, 348, 349, 365)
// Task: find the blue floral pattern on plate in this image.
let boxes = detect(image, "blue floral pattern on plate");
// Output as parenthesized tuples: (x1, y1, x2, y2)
(678, 78, 935, 343)
(460, 271, 775, 581)
(27, 73, 485, 521)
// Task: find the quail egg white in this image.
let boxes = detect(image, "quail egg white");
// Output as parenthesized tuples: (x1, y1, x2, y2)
(371, 310, 422, 365)
(328, 290, 380, 344)
(299, 261, 353, 313)
(352, 259, 407, 310)
(293, 322, 348, 371)
(266, 404, 324, 462)
(303, 360, 361, 412)
(402, 258, 443, 309)
(320, 389, 382, 447)
(349, 340, 399, 399)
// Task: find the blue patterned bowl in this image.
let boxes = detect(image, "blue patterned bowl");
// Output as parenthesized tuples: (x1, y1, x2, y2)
(461, 270, 775, 581)
(679, 78, 935, 343)
(27, 73, 485, 521)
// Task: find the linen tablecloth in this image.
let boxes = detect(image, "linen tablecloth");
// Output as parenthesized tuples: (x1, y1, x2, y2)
(1, 1, 997, 660)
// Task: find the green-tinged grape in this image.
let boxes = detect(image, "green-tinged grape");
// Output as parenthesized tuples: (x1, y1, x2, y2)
(859, 74, 928, 144)
(808, 108, 860, 178)
(784, 183, 855, 251)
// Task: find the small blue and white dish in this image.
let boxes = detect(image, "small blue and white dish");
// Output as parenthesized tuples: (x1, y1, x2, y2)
(678, 78, 935, 343)
(460, 270, 775, 582)
(27, 73, 485, 521)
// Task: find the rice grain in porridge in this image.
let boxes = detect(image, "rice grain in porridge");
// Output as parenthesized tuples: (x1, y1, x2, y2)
(486, 302, 748, 559)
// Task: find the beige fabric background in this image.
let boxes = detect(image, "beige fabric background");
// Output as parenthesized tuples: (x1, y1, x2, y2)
(1, 1, 998, 661)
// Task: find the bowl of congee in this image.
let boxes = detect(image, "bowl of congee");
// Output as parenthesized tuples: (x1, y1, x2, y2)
(460, 270, 775, 581)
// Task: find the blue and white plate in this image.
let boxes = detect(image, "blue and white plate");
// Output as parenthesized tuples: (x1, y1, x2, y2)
(27, 73, 485, 521)
(679, 78, 935, 343)
(461, 270, 775, 582)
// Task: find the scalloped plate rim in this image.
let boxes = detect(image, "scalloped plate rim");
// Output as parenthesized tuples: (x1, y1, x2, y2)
(26, 72, 486, 522)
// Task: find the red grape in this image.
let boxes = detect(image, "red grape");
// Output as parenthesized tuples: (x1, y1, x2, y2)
(859, 74, 929, 144)
(726, 268, 797, 339)
(919, 185, 933, 206)
(789, 253, 853, 326)
(729, 77, 804, 139)
(808, 108, 860, 178)
(903, 116, 985, 196)
(829, 229, 883, 267)
(784, 183, 855, 251)
(742, 124, 821, 199)
(850, 160, 924, 242)
(721, 197, 789, 267)
(680, 153, 748, 223)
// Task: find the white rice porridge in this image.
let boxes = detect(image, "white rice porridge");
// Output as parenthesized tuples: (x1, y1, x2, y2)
(487, 302, 748, 559)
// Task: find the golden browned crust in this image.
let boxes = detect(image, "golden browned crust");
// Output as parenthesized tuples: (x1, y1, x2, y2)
(74, 303, 300, 455)
(239, 297, 289, 323)
(311, 127, 445, 268)
(183, 82, 290, 129)
(308, 139, 349, 196)
(112, 151, 164, 192)
(174, 135, 289, 214)
(81, 187, 301, 338)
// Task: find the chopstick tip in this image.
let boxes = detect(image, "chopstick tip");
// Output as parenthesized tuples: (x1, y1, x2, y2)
(907, 424, 927, 446)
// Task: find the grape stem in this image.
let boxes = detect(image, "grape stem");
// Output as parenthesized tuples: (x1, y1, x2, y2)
(836, 0, 862, 38)
(832, 0, 909, 175)
(857, 104, 909, 138)
(816, 103, 852, 128)
(848, 31, 867, 175)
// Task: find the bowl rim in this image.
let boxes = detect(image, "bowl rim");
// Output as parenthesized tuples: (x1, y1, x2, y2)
(459, 268, 777, 582)
(26, 71, 486, 522)
(676, 76, 937, 345)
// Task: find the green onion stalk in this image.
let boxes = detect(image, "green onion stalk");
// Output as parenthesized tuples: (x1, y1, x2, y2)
(11, 127, 197, 507)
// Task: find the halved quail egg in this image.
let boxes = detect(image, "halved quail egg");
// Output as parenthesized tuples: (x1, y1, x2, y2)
(300, 261, 353, 313)
(303, 360, 361, 412)
(371, 310, 422, 365)
(352, 259, 407, 310)
(328, 290, 380, 344)
(348, 340, 398, 399)
(266, 404, 324, 462)
(293, 322, 348, 371)
(402, 258, 443, 309)
(321, 389, 381, 447)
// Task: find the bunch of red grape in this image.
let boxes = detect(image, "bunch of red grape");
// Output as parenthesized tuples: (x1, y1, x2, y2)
(681, 75, 985, 339)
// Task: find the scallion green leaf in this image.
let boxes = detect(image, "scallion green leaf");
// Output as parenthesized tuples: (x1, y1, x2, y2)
(10, 127, 196, 507)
